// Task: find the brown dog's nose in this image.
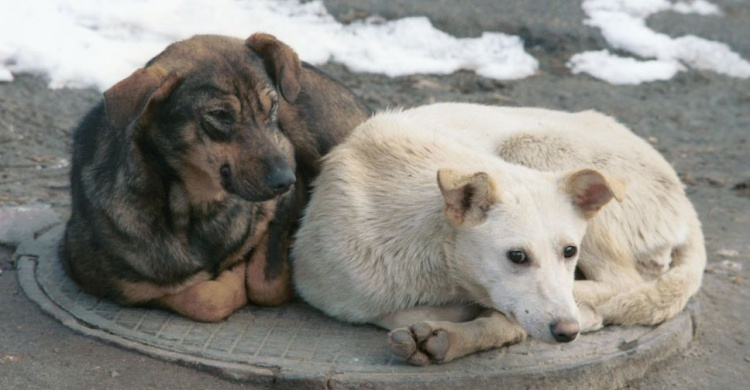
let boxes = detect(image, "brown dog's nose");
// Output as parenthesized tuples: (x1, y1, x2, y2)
(266, 166, 296, 194)
(550, 320, 580, 343)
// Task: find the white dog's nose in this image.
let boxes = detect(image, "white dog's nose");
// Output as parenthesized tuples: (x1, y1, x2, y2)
(550, 320, 580, 343)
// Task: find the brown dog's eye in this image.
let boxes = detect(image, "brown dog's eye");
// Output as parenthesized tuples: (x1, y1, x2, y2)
(507, 250, 528, 264)
(563, 246, 577, 258)
(267, 99, 278, 123)
(208, 109, 233, 124)
(202, 108, 234, 140)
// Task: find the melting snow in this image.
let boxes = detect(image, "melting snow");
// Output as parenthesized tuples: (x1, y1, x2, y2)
(569, 0, 750, 84)
(0, 0, 537, 90)
(1, 0, 747, 88)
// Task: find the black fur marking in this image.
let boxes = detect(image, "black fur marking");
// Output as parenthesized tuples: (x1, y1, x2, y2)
(462, 185, 475, 211)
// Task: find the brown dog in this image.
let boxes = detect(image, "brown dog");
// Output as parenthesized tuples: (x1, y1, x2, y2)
(61, 33, 369, 321)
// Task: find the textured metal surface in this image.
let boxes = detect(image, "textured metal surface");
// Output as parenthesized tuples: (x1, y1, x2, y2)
(18, 223, 696, 388)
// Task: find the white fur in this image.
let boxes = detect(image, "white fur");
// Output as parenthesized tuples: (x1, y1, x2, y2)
(293, 103, 705, 352)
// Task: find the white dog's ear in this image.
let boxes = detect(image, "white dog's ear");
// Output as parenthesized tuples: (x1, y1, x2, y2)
(437, 169, 499, 227)
(563, 169, 626, 218)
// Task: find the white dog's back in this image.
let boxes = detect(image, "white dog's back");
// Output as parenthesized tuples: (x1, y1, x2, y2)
(405, 103, 700, 270)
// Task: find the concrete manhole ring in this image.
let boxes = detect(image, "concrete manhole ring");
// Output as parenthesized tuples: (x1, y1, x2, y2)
(14, 215, 696, 389)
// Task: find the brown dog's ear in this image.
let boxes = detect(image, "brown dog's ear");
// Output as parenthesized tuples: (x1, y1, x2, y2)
(246, 33, 302, 103)
(563, 168, 626, 219)
(103, 65, 178, 129)
(438, 169, 499, 227)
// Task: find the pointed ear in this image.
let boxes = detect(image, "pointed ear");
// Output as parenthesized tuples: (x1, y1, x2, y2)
(437, 169, 499, 227)
(563, 169, 626, 218)
(246, 33, 302, 103)
(103, 65, 178, 129)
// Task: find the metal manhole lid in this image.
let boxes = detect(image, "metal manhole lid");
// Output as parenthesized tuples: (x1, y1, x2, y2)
(12, 208, 695, 389)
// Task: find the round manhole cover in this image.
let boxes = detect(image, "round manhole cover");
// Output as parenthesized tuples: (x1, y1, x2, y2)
(17, 224, 695, 389)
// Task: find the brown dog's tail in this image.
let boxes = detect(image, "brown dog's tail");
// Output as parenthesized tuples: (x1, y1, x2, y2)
(597, 222, 706, 326)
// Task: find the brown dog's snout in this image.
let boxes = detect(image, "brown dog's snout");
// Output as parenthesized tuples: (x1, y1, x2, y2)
(265, 165, 295, 195)
(549, 320, 580, 343)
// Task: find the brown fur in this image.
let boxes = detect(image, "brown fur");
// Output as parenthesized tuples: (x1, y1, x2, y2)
(62, 33, 369, 322)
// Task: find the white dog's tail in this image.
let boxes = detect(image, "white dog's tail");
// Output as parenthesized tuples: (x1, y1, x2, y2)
(598, 224, 706, 326)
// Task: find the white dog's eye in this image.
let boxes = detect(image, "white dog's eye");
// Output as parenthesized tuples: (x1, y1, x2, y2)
(563, 246, 578, 258)
(507, 250, 528, 264)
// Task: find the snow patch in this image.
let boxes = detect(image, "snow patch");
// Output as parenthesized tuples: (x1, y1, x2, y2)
(0, 0, 538, 91)
(0, 68, 12, 82)
(672, 36, 750, 77)
(569, 0, 749, 84)
(672, 0, 721, 15)
(334, 17, 537, 80)
(569, 50, 683, 84)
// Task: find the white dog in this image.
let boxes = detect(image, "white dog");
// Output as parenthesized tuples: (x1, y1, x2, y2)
(292, 103, 705, 365)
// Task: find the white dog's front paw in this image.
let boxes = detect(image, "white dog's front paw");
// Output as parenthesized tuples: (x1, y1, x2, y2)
(388, 322, 457, 366)
(579, 302, 603, 333)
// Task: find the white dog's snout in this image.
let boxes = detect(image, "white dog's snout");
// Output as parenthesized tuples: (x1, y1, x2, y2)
(549, 319, 580, 343)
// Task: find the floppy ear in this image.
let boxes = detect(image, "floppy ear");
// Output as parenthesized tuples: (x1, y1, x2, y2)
(563, 168, 626, 218)
(437, 169, 499, 227)
(103, 65, 178, 129)
(246, 33, 302, 103)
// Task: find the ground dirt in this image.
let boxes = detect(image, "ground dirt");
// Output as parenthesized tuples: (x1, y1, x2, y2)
(1, 0, 748, 389)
